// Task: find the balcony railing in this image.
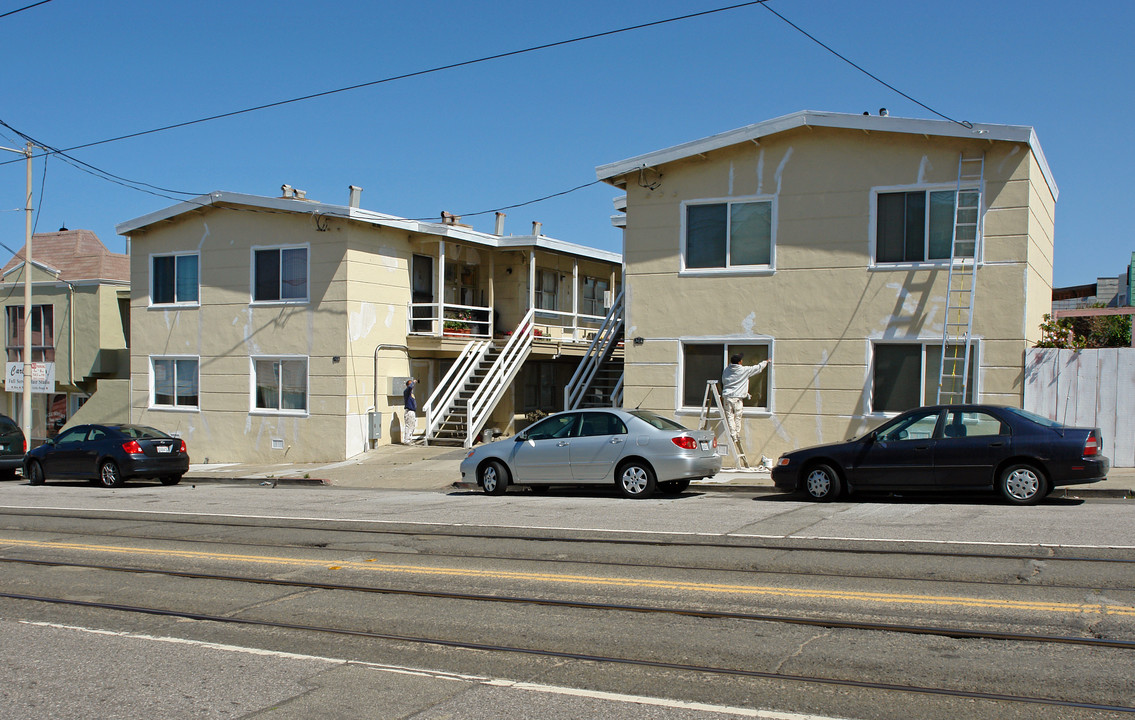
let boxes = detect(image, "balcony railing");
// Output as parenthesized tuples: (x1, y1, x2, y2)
(408, 302, 609, 344)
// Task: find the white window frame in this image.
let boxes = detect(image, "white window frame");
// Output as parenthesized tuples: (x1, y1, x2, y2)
(868, 340, 981, 416)
(869, 183, 982, 269)
(149, 355, 200, 411)
(250, 244, 310, 304)
(249, 355, 309, 416)
(679, 194, 776, 276)
(149, 252, 200, 307)
(676, 337, 774, 416)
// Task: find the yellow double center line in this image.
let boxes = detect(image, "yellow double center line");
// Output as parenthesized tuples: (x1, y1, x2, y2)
(5, 537, 1135, 617)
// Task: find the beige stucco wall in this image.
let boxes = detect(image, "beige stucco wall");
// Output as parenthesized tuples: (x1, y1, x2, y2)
(617, 125, 1054, 460)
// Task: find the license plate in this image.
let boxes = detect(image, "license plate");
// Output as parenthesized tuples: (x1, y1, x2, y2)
(0, 445, 6, 452)
(156, 445, 171, 453)
(699, 440, 709, 450)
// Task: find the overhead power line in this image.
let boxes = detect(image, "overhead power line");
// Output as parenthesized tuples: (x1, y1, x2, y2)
(0, 0, 53, 20)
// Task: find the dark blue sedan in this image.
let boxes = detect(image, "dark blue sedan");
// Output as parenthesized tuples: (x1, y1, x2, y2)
(25, 424, 190, 488)
(771, 405, 1109, 505)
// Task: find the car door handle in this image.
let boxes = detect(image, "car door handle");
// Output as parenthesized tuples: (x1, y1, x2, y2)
(609, 438, 623, 444)
(915, 445, 931, 451)
(988, 441, 1005, 447)
(557, 441, 569, 447)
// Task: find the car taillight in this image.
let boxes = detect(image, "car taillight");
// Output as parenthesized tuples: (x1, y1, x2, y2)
(712, 437, 718, 449)
(178, 439, 187, 454)
(22, 438, 26, 453)
(671, 436, 698, 450)
(1083, 432, 1100, 457)
(122, 440, 144, 455)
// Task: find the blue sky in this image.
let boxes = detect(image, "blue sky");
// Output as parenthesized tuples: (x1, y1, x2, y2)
(1, 0, 1132, 287)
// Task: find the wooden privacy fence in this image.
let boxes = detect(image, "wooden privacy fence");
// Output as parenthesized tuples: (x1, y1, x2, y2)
(1024, 348, 1135, 467)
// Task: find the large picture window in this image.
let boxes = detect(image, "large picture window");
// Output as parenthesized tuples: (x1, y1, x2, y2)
(152, 357, 199, 409)
(872, 343, 976, 413)
(152, 253, 199, 305)
(581, 276, 609, 317)
(682, 342, 770, 409)
(875, 189, 978, 263)
(6, 305, 54, 362)
(253, 357, 308, 412)
(253, 247, 308, 302)
(685, 198, 773, 270)
(535, 269, 558, 311)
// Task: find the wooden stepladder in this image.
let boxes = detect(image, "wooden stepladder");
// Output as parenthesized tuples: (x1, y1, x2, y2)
(698, 380, 750, 469)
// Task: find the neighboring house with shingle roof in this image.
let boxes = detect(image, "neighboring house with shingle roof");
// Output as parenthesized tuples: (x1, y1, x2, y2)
(0, 229, 131, 445)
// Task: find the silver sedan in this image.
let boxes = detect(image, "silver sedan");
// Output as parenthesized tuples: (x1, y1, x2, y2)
(460, 408, 722, 498)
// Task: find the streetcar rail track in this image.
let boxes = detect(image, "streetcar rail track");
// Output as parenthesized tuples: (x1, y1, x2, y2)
(2, 590, 1132, 713)
(2, 555, 1132, 650)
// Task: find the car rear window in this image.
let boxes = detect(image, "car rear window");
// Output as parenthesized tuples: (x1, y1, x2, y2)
(117, 425, 171, 439)
(1000, 407, 1064, 429)
(0, 418, 18, 434)
(627, 410, 689, 432)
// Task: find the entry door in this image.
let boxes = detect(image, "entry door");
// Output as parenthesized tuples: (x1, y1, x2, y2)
(411, 255, 434, 332)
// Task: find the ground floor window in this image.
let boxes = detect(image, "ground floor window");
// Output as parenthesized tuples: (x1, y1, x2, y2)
(152, 357, 199, 409)
(681, 342, 770, 410)
(872, 342, 976, 413)
(253, 357, 308, 413)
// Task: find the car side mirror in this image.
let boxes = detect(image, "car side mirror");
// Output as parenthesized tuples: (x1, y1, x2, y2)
(515, 434, 527, 442)
(43, 438, 55, 446)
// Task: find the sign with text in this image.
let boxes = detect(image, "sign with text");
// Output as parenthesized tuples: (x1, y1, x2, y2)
(5, 362, 55, 393)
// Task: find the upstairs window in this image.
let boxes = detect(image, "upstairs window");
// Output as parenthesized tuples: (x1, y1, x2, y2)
(6, 305, 54, 362)
(152, 253, 199, 305)
(253, 247, 308, 302)
(875, 189, 978, 263)
(581, 276, 609, 317)
(685, 198, 773, 270)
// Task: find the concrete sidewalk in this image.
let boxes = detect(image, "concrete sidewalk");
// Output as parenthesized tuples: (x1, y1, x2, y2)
(184, 443, 1134, 498)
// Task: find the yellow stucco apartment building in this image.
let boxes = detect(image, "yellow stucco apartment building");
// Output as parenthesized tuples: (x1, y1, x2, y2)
(116, 188, 621, 463)
(597, 110, 1057, 461)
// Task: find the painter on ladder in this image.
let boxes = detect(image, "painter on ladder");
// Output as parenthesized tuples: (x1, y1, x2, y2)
(721, 353, 770, 443)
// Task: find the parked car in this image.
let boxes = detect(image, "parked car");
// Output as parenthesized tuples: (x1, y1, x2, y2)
(0, 414, 26, 480)
(460, 408, 722, 498)
(771, 405, 1109, 505)
(24, 424, 190, 488)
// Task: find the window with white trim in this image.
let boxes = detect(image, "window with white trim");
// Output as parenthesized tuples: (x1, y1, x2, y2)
(681, 342, 770, 410)
(535, 269, 558, 311)
(152, 253, 199, 305)
(875, 189, 977, 263)
(872, 342, 976, 413)
(684, 198, 773, 270)
(253, 246, 308, 302)
(581, 276, 608, 317)
(151, 357, 199, 409)
(5, 304, 54, 362)
(252, 357, 308, 412)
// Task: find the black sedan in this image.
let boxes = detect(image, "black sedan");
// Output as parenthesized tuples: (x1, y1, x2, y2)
(771, 405, 1109, 505)
(0, 414, 26, 480)
(25, 424, 190, 488)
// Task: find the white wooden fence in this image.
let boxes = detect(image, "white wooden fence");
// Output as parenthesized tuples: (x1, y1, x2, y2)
(1024, 348, 1135, 467)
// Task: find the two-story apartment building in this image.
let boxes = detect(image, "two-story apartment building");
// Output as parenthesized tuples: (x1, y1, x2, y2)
(116, 187, 621, 464)
(597, 110, 1057, 462)
(0, 229, 131, 444)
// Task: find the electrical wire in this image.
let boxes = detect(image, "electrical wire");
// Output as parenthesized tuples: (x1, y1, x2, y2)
(0, 0, 53, 21)
(31, 150, 46, 235)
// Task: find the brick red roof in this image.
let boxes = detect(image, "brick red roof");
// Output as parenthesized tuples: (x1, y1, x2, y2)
(1, 229, 128, 283)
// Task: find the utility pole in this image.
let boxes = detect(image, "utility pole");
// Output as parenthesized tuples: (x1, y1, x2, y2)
(1, 141, 34, 443)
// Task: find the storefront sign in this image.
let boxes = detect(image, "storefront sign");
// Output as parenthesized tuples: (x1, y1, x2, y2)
(5, 362, 55, 393)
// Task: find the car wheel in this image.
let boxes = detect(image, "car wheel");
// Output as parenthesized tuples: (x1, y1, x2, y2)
(26, 461, 44, 486)
(480, 460, 508, 495)
(998, 463, 1046, 506)
(99, 460, 124, 488)
(160, 475, 182, 486)
(660, 479, 690, 494)
(802, 463, 841, 501)
(616, 460, 656, 499)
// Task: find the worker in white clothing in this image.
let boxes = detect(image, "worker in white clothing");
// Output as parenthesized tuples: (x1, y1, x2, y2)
(720, 353, 770, 443)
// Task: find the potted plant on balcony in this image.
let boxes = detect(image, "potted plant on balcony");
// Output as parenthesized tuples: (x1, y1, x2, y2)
(444, 311, 473, 336)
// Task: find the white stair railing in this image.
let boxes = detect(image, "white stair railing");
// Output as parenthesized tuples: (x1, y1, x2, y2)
(465, 308, 536, 448)
(564, 289, 625, 410)
(422, 339, 491, 443)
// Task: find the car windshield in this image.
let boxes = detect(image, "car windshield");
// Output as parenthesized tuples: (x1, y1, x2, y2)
(1000, 406, 1065, 429)
(627, 410, 689, 432)
(117, 425, 171, 439)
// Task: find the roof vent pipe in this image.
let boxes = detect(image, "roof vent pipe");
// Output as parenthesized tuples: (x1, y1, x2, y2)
(281, 184, 293, 198)
(348, 185, 363, 209)
(494, 212, 506, 236)
(532, 221, 542, 237)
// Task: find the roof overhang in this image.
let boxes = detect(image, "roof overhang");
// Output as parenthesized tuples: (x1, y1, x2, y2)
(596, 110, 1058, 201)
(117, 191, 622, 265)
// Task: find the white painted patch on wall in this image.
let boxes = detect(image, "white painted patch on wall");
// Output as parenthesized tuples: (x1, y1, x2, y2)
(349, 302, 378, 341)
(375, 246, 401, 272)
(814, 349, 828, 443)
(756, 149, 765, 194)
(917, 156, 929, 184)
(741, 312, 757, 335)
(197, 222, 210, 251)
(728, 161, 735, 196)
(774, 147, 794, 195)
(998, 145, 1020, 176)
(384, 303, 395, 329)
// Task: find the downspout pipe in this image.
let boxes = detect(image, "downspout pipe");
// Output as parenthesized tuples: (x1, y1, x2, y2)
(373, 344, 410, 416)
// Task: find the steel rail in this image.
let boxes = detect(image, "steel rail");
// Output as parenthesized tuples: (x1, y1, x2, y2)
(2, 590, 1132, 713)
(2, 556, 1132, 650)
